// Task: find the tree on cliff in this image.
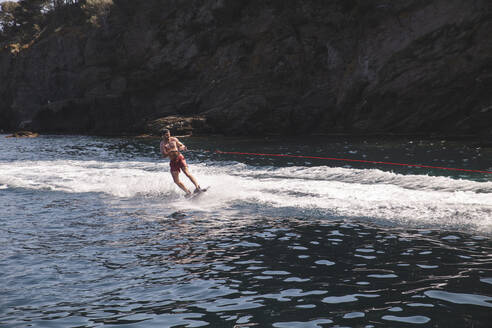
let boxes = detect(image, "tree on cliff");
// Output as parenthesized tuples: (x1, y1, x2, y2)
(0, 0, 116, 45)
(0, 1, 20, 42)
(13, 0, 47, 40)
(81, 0, 113, 27)
(0, 0, 47, 43)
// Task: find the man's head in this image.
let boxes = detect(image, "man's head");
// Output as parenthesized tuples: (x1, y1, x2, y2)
(161, 128, 170, 139)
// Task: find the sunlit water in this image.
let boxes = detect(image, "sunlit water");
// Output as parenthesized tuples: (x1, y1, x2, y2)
(1, 135, 491, 327)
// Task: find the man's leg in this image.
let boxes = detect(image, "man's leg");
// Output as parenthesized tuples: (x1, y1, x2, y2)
(171, 171, 191, 194)
(181, 166, 200, 191)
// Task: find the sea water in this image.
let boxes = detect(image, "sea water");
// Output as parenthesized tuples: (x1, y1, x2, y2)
(0, 135, 491, 327)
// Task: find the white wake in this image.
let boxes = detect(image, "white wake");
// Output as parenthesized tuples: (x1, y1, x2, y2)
(1, 160, 491, 233)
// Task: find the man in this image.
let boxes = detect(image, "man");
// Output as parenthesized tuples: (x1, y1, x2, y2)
(160, 129, 201, 196)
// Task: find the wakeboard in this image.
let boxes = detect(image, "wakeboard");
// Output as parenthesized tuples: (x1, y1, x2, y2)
(187, 187, 209, 199)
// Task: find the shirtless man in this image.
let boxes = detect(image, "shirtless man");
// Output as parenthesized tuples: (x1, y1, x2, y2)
(160, 129, 201, 196)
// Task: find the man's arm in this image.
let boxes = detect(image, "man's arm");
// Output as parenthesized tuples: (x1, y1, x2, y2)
(174, 138, 187, 151)
(160, 143, 169, 158)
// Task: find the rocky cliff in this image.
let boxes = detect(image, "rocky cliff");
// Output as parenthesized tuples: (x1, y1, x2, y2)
(1, 0, 491, 136)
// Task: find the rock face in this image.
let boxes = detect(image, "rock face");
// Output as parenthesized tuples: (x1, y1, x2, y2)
(0, 0, 491, 136)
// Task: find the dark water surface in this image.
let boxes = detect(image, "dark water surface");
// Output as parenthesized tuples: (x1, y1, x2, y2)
(1, 135, 491, 327)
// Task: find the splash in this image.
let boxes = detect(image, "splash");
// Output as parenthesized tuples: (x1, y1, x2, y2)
(1, 160, 491, 233)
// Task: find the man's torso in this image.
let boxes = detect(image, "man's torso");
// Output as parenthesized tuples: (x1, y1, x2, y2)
(160, 137, 179, 156)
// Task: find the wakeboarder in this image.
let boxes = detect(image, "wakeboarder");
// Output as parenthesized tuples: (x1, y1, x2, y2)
(160, 129, 201, 197)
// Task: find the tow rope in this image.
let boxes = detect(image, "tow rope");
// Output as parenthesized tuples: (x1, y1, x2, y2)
(215, 151, 492, 174)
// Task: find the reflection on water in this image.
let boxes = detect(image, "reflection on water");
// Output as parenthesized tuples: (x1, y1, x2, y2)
(1, 202, 491, 327)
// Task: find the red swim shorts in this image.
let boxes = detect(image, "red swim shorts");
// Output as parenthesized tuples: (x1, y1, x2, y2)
(170, 154, 187, 172)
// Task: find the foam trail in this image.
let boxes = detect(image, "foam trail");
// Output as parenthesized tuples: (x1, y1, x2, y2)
(198, 164, 491, 230)
(0, 160, 179, 198)
(1, 160, 491, 233)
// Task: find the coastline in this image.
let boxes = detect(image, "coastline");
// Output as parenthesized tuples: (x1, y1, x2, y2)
(3, 131, 491, 145)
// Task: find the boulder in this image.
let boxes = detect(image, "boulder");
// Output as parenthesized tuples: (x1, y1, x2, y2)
(6, 131, 39, 138)
(146, 116, 211, 136)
